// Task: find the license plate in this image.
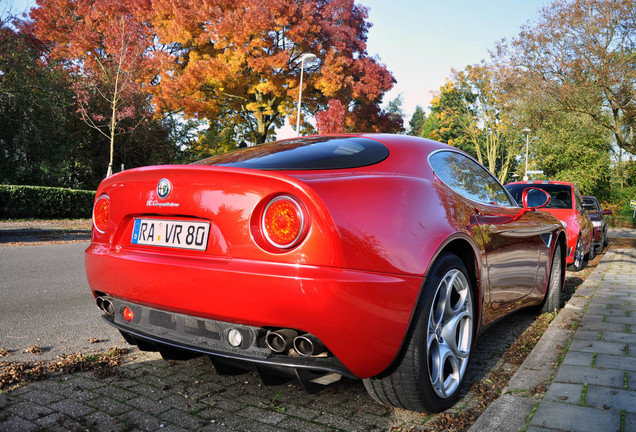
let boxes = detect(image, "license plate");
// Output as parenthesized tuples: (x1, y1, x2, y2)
(131, 219, 209, 251)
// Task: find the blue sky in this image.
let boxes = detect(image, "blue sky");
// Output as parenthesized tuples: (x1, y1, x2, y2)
(359, 0, 550, 118)
(5, 0, 550, 123)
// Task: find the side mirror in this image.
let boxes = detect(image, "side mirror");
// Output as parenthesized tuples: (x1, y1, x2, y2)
(603, 209, 613, 215)
(513, 188, 551, 221)
(522, 187, 551, 209)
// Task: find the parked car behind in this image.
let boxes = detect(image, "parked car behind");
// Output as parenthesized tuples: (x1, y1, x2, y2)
(505, 180, 593, 271)
(583, 195, 612, 251)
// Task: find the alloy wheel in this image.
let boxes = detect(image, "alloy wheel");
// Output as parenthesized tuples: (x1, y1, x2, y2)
(426, 269, 473, 398)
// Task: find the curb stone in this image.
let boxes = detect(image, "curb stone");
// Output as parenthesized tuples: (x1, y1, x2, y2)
(469, 252, 612, 432)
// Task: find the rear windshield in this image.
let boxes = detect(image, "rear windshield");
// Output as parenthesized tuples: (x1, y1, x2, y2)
(193, 136, 389, 170)
(505, 183, 573, 209)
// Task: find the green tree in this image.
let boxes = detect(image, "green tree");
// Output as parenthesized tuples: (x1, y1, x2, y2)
(0, 17, 77, 186)
(496, 0, 636, 154)
(621, 160, 636, 188)
(532, 113, 611, 198)
(408, 105, 425, 136)
(384, 94, 405, 133)
(422, 66, 522, 183)
(185, 118, 246, 162)
(421, 80, 474, 154)
(454, 64, 523, 183)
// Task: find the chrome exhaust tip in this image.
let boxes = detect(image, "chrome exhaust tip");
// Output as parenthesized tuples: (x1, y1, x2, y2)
(266, 329, 298, 353)
(102, 299, 114, 315)
(293, 334, 326, 357)
(96, 296, 114, 315)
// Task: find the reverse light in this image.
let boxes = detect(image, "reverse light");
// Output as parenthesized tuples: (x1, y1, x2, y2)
(262, 196, 305, 249)
(227, 329, 243, 347)
(123, 307, 134, 322)
(92, 195, 110, 234)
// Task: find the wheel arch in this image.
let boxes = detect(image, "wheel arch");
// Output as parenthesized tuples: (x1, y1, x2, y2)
(364, 239, 482, 410)
(379, 235, 483, 378)
(440, 238, 481, 334)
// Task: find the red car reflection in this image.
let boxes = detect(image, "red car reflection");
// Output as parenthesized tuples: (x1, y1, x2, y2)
(86, 135, 565, 413)
(505, 180, 593, 271)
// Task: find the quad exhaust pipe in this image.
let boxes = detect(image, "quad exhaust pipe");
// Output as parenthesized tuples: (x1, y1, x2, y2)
(96, 296, 114, 315)
(293, 334, 326, 357)
(265, 329, 298, 353)
(265, 329, 326, 357)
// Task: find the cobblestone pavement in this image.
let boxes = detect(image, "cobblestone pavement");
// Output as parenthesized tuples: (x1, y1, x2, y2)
(527, 248, 636, 432)
(0, 308, 538, 432)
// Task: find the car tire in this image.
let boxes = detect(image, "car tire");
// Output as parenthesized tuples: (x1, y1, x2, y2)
(603, 230, 609, 248)
(540, 243, 562, 314)
(363, 252, 474, 412)
(568, 236, 586, 272)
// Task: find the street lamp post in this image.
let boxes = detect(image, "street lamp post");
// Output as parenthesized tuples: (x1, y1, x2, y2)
(296, 53, 317, 136)
(523, 128, 531, 181)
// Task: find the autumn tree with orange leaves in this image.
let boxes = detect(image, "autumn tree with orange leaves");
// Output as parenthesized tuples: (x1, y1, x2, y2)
(32, 0, 397, 154)
(316, 99, 346, 134)
(143, 0, 397, 143)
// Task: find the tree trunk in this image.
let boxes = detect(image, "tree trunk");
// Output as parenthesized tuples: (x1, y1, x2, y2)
(106, 97, 117, 177)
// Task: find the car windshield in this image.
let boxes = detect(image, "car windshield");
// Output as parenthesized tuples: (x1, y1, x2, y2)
(193, 136, 389, 170)
(505, 183, 573, 209)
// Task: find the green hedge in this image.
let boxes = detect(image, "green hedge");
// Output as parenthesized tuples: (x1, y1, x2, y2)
(0, 185, 95, 219)
(606, 215, 636, 229)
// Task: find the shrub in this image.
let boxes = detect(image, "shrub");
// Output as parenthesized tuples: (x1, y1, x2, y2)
(0, 185, 95, 219)
(606, 216, 636, 229)
(606, 185, 636, 217)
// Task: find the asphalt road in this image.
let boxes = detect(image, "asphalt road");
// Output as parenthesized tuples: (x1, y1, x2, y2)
(0, 241, 123, 362)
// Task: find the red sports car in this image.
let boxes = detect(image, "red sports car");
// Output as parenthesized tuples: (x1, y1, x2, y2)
(86, 134, 565, 412)
(505, 180, 593, 271)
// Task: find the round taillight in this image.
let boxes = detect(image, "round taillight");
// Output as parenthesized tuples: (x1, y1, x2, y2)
(92, 195, 110, 234)
(262, 196, 305, 249)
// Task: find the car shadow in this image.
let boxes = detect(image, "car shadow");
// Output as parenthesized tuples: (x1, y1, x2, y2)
(0, 229, 91, 244)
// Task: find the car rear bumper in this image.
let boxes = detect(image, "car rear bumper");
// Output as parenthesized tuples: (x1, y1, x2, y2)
(99, 297, 357, 383)
(85, 244, 423, 378)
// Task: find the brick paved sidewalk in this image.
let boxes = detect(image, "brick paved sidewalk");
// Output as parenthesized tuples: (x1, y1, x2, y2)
(0, 350, 429, 432)
(528, 248, 636, 432)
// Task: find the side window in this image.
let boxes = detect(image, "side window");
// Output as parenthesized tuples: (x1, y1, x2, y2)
(428, 150, 514, 207)
(574, 187, 583, 211)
